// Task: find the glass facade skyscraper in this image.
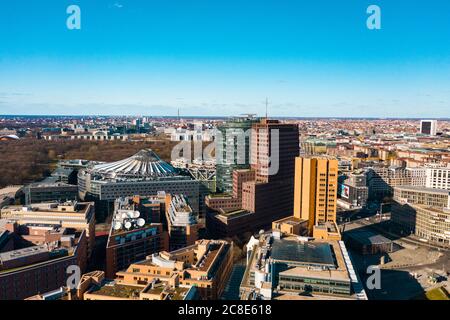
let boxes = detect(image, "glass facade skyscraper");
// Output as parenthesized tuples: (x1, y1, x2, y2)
(215, 115, 260, 194)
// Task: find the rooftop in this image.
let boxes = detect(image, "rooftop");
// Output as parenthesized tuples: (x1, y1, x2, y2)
(344, 229, 393, 246)
(394, 185, 450, 195)
(271, 239, 336, 268)
(89, 149, 177, 179)
(89, 282, 143, 299)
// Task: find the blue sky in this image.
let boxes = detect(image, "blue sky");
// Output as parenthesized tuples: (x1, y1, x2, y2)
(1, 0, 450, 117)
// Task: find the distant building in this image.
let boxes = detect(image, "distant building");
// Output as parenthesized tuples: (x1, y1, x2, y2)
(166, 127, 215, 142)
(240, 231, 367, 300)
(0, 185, 22, 209)
(420, 120, 437, 136)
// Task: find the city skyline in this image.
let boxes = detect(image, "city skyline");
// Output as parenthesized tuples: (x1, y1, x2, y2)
(1, 0, 450, 117)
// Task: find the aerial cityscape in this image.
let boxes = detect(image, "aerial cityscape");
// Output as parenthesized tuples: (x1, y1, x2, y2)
(0, 0, 449, 309)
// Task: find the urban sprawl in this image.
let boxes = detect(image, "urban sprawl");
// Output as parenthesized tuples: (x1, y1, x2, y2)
(0, 115, 449, 301)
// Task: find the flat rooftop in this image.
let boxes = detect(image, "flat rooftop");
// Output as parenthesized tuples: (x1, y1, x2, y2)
(271, 239, 335, 268)
(345, 229, 392, 246)
(0, 245, 48, 263)
(395, 185, 450, 195)
(89, 282, 143, 299)
(279, 266, 350, 282)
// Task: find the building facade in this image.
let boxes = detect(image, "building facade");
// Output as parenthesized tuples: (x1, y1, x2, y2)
(392, 186, 450, 245)
(206, 119, 299, 238)
(293, 157, 339, 238)
(78, 149, 203, 222)
(105, 197, 169, 279)
(215, 115, 260, 194)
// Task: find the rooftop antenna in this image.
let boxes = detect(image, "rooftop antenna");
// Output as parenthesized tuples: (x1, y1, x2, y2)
(177, 108, 180, 121)
(265, 97, 269, 120)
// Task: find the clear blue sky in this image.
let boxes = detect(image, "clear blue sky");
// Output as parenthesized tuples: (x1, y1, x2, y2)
(1, 0, 450, 117)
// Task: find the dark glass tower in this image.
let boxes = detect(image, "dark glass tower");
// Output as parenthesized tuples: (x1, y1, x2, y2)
(215, 115, 260, 193)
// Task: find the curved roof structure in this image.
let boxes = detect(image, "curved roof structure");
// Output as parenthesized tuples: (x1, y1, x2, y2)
(91, 149, 176, 179)
(0, 134, 20, 140)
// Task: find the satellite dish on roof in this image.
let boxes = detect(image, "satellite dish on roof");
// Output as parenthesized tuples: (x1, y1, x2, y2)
(137, 218, 145, 227)
(124, 221, 132, 229)
(133, 211, 140, 218)
(127, 211, 134, 219)
(113, 222, 122, 230)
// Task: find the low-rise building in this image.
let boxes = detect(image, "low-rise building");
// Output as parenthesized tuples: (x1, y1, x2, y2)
(0, 220, 88, 300)
(392, 186, 450, 245)
(23, 181, 78, 205)
(74, 270, 199, 300)
(239, 231, 367, 300)
(113, 239, 233, 300)
(1, 201, 95, 257)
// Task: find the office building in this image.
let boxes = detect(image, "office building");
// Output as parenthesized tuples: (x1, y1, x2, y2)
(215, 115, 260, 193)
(1, 201, 95, 257)
(105, 197, 169, 279)
(239, 231, 367, 300)
(291, 157, 340, 239)
(0, 220, 88, 300)
(24, 181, 78, 205)
(392, 186, 450, 245)
(0, 186, 22, 209)
(366, 166, 425, 199)
(420, 120, 437, 136)
(425, 164, 450, 190)
(206, 119, 299, 237)
(75, 270, 199, 300)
